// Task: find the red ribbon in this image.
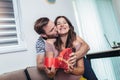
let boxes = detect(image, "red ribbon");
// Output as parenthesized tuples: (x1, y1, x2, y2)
(44, 48, 72, 70)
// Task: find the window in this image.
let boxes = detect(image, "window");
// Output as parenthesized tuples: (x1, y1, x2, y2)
(0, 0, 26, 54)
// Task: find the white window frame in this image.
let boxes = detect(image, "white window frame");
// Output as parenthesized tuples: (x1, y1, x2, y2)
(0, 0, 27, 54)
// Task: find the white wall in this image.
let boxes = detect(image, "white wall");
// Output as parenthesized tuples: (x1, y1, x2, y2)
(112, 0, 120, 26)
(0, 0, 77, 74)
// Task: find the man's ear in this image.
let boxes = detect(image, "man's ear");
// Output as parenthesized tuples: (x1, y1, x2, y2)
(41, 34, 47, 38)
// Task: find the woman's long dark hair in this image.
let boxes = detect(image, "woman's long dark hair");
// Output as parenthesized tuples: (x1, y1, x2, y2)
(54, 16, 76, 52)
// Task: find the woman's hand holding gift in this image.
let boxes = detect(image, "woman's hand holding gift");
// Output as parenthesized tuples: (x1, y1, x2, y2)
(44, 48, 73, 71)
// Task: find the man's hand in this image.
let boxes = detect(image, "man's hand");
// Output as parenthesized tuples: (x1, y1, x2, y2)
(37, 54, 45, 70)
(68, 52, 77, 67)
(44, 66, 56, 78)
(38, 63, 45, 70)
(64, 64, 74, 74)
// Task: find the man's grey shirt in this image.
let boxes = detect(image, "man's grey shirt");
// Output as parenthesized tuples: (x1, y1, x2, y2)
(36, 37, 45, 54)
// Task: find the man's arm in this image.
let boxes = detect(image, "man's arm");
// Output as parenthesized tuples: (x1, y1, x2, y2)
(75, 36, 90, 59)
(36, 54, 45, 70)
(68, 36, 90, 65)
(36, 38, 46, 70)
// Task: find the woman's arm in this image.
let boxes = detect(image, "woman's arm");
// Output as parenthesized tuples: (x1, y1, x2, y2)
(71, 58, 84, 75)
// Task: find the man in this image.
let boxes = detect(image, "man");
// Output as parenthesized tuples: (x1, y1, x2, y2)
(34, 17, 97, 80)
(34, 17, 58, 70)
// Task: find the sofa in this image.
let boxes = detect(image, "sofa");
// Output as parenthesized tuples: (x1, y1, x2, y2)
(0, 66, 49, 80)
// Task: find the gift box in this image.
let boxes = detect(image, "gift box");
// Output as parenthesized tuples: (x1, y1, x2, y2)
(44, 57, 59, 68)
(59, 48, 73, 60)
(44, 48, 72, 70)
(58, 48, 72, 70)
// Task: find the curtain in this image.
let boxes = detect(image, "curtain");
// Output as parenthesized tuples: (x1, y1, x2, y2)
(73, 0, 119, 79)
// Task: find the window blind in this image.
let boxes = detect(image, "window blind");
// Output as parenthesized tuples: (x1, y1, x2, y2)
(0, 0, 18, 47)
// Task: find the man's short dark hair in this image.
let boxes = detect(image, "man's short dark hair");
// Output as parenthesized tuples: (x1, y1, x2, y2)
(34, 17, 49, 34)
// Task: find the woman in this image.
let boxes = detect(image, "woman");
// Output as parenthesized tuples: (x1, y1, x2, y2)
(45, 16, 84, 80)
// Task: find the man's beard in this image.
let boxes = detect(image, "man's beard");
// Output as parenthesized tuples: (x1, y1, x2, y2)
(47, 34, 58, 39)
